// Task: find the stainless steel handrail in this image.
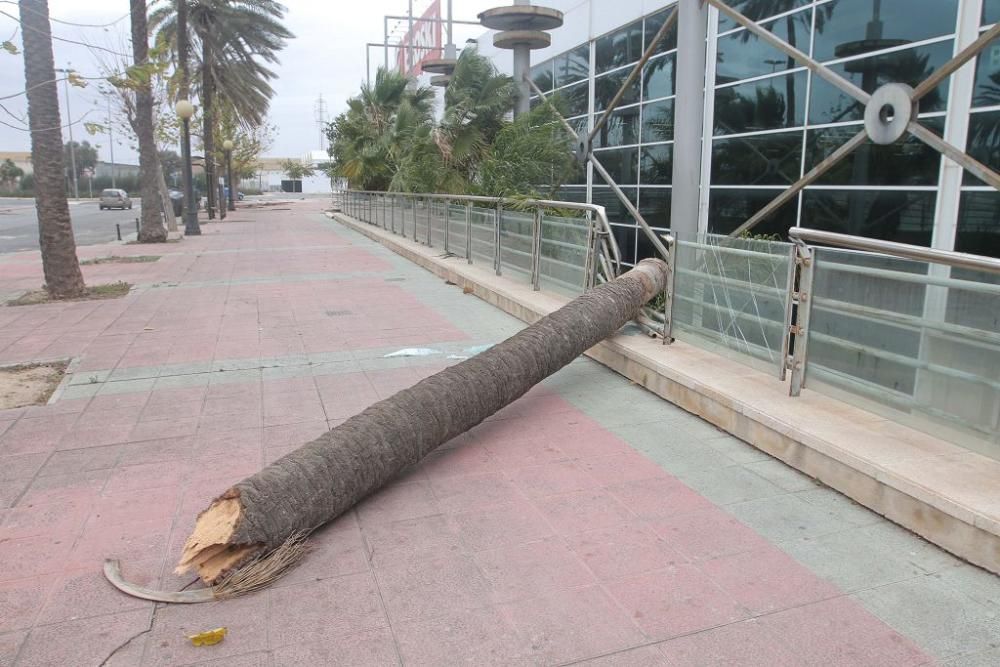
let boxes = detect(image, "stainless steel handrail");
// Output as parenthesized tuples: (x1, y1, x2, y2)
(789, 228, 1000, 276)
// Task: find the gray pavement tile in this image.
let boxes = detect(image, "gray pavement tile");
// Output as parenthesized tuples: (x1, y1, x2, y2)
(727, 493, 856, 543)
(702, 434, 774, 464)
(639, 439, 742, 477)
(158, 362, 215, 376)
(854, 522, 961, 575)
(154, 373, 210, 390)
(676, 465, 788, 505)
(96, 378, 156, 395)
(935, 565, 1000, 613)
(59, 384, 101, 400)
(941, 645, 1000, 666)
(208, 368, 261, 385)
(743, 458, 821, 492)
(793, 487, 884, 527)
(69, 369, 111, 386)
(107, 366, 158, 382)
(853, 574, 1000, 661)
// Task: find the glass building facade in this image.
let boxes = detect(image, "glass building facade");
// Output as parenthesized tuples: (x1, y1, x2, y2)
(510, 0, 1000, 266)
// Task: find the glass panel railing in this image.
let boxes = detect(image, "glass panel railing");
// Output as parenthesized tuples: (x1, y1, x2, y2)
(446, 204, 468, 259)
(470, 206, 495, 265)
(499, 209, 533, 279)
(672, 233, 793, 376)
(540, 213, 589, 296)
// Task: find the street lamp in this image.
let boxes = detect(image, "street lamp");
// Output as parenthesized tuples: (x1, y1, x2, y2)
(175, 99, 201, 236)
(223, 139, 236, 212)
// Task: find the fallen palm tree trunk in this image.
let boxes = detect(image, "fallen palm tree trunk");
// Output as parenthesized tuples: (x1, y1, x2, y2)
(175, 259, 668, 585)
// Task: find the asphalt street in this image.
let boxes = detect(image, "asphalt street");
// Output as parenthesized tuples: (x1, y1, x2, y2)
(0, 197, 142, 255)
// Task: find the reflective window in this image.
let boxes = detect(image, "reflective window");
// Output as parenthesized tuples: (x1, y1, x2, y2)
(643, 54, 676, 100)
(965, 110, 1000, 185)
(708, 189, 798, 238)
(812, 0, 958, 63)
(718, 0, 808, 32)
(714, 71, 806, 135)
(608, 222, 638, 265)
(806, 118, 944, 187)
(554, 186, 586, 203)
(595, 70, 641, 111)
(808, 41, 953, 125)
(594, 106, 639, 148)
(712, 132, 802, 186)
(986, 0, 1000, 24)
(638, 200, 671, 249)
(801, 190, 937, 246)
(644, 6, 678, 56)
(957, 192, 1000, 258)
(595, 20, 643, 74)
(641, 99, 674, 143)
(972, 37, 1000, 109)
(531, 62, 553, 92)
(552, 81, 589, 117)
(641, 144, 672, 185)
(593, 147, 639, 184)
(716, 10, 810, 84)
(555, 45, 590, 88)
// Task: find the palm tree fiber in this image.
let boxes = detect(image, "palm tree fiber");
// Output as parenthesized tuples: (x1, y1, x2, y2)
(178, 259, 668, 583)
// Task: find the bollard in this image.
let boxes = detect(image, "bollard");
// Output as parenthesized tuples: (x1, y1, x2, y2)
(116, 224, 122, 241)
(135, 218, 140, 236)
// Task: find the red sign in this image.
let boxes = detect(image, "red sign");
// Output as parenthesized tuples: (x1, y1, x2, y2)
(396, 0, 442, 76)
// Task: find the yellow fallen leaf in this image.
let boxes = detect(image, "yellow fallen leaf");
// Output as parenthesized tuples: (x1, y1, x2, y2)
(189, 627, 227, 647)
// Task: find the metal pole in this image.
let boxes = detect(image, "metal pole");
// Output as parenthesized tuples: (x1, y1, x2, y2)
(444, 200, 450, 253)
(446, 0, 455, 58)
(662, 235, 676, 344)
(383, 16, 389, 70)
(59, 67, 79, 199)
(669, 0, 707, 241)
(788, 242, 816, 397)
(530, 207, 542, 290)
(177, 0, 200, 235)
(412, 197, 418, 241)
(107, 94, 116, 189)
(427, 200, 433, 247)
(466, 201, 473, 264)
(218, 177, 226, 220)
(407, 0, 414, 74)
(495, 203, 503, 276)
(226, 150, 235, 211)
(366, 45, 371, 86)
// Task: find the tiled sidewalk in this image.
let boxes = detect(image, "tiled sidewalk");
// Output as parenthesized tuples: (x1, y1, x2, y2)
(1, 200, 998, 666)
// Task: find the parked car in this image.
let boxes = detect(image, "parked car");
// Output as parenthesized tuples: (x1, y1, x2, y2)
(99, 189, 132, 210)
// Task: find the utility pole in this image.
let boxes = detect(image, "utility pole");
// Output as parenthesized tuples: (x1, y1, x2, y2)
(314, 94, 328, 152)
(101, 88, 116, 189)
(55, 65, 78, 198)
(407, 0, 414, 75)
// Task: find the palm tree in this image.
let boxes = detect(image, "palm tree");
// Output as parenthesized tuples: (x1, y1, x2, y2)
(18, 0, 85, 298)
(150, 0, 292, 218)
(131, 0, 167, 242)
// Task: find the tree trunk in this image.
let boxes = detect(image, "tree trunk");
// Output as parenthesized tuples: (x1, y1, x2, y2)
(19, 0, 85, 298)
(131, 0, 166, 243)
(177, 259, 669, 583)
(158, 160, 178, 232)
(202, 45, 216, 220)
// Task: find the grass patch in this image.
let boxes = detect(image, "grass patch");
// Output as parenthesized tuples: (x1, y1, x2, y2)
(80, 255, 160, 266)
(0, 360, 68, 410)
(6, 281, 132, 306)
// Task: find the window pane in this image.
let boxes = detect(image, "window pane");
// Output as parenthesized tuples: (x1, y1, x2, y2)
(801, 190, 937, 246)
(643, 53, 676, 100)
(986, 0, 1000, 24)
(595, 70, 640, 111)
(712, 131, 802, 186)
(714, 71, 806, 135)
(595, 20, 643, 74)
(641, 144, 673, 185)
(531, 62, 553, 92)
(644, 6, 678, 56)
(552, 81, 589, 117)
(718, 0, 808, 32)
(607, 222, 638, 265)
(638, 189, 672, 234)
(806, 118, 944, 187)
(554, 186, 587, 203)
(594, 106, 639, 148)
(957, 191, 1000, 258)
(812, 0, 958, 62)
(966, 110, 1000, 185)
(593, 147, 639, 184)
(641, 99, 674, 143)
(556, 44, 590, 88)
(716, 10, 810, 84)
(972, 36, 1000, 109)
(808, 41, 953, 125)
(708, 189, 798, 238)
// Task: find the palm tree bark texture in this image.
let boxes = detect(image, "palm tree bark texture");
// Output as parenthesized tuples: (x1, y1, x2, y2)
(131, 0, 167, 243)
(178, 259, 669, 583)
(19, 0, 86, 298)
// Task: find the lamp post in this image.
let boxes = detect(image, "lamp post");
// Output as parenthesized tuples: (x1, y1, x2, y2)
(223, 139, 236, 212)
(175, 99, 201, 236)
(54, 65, 79, 198)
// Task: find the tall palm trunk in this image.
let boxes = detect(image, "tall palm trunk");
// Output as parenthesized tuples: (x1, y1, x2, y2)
(177, 259, 669, 583)
(202, 42, 216, 220)
(131, 0, 167, 243)
(19, 0, 85, 298)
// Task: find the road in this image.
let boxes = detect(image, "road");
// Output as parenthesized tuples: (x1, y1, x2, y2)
(0, 197, 142, 255)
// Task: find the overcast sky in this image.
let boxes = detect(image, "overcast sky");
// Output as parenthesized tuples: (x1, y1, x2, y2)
(0, 0, 498, 165)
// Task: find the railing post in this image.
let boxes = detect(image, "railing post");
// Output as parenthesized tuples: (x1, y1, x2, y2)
(662, 234, 676, 344)
(465, 202, 473, 264)
(779, 243, 797, 379)
(412, 197, 418, 242)
(494, 203, 503, 276)
(788, 241, 816, 397)
(583, 217, 595, 290)
(530, 207, 543, 290)
(444, 199, 451, 254)
(426, 199, 433, 247)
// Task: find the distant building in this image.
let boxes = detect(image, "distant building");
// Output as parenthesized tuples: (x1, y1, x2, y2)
(0, 151, 32, 176)
(94, 161, 140, 181)
(241, 152, 338, 194)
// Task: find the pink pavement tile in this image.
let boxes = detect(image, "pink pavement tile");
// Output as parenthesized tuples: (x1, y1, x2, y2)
(362, 513, 466, 569)
(144, 594, 268, 667)
(86, 392, 151, 412)
(450, 498, 554, 552)
(274, 514, 369, 588)
(14, 608, 151, 667)
(0, 414, 79, 455)
(416, 442, 499, 480)
(197, 411, 263, 434)
(202, 394, 259, 416)
(394, 604, 535, 667)
(115, 436, 195, 467)
(0, 577, 50, 633)
(757, 596, 931, 666)
(498, 584, 646, 665)
(102, 461, 190, 496)
(0, 477, 29, 509)
(373, 551, 493, 624)
(37, 444, 123, 477)
(271, 628, 399, 667)
(0, 630, 25, 667)
(268, 573, 389, 647)
(566, 521, 687, 582)
(189, 428, 262, 462)
(70, 518, 170, 568)
(0, 534, 74, 582)
(482, 434, 570, 469)
(532, 488, 636, 536)
(510, 460, 603, 498)
(17, 468, 110, 507)
(87, 486, 180, 527)
(58, 422, 138, 450)
(699, 547, 842, 615)
(0, 452, 48, 482)
(262, 420, 327, 450)
(576, 451, 670, 487)
(428, 471, 523, 513)
(605, 565, 750, 641)
(656, 618, 803, 666)
(129, 416, 199, 442)
(138, 398, 204, 422)
(0, 498, 89, 541)
(606, 476, 717, 521)
(647, 507, 772, 562)
(36, 561, 157, 625)
(355, 479, 440, 527)
(473, 536, 596, 602)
